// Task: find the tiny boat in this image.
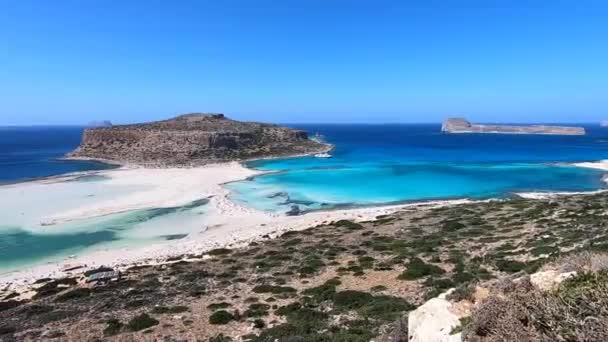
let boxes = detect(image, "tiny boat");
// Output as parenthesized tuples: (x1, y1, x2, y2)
(314, 153, 332, 158)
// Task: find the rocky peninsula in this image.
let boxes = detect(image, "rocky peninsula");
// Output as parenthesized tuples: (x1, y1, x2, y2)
(442, 118, 586, 135)
(68, 113, 329, 166)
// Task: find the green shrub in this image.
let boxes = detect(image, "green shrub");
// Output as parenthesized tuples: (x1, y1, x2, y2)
(209, 333, 233, 342)
(55, 288, 91, 302)
(152, 305, 189, 314)
(398, 258, 445, 280)
(103, 318, 122, 336)
(302, 278, 341, 302)
(126, 313, 159, 332)
(443, 220, 466, 232)
(207, 302, 232, 310)
(333, 291, 373, 310)
(494, 259, 526, 273)
(252, 285, 297, 295)
(209, 310, 235, 325)
(208, 248, 232, 256)
(244, 303, 270, 317)
(370, 285, 387, 292)
(334, 220, 364, 230)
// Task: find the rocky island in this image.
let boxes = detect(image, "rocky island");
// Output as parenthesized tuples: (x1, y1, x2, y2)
(442, 117, 586, 135)
(69, 113, 329, 166)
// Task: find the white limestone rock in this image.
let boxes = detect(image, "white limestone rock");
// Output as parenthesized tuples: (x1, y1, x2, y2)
(408, 290, 463, 342)
(530, 270, 576, 291)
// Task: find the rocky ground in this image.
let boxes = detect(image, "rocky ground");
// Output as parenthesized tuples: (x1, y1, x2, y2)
(2, 192, 608, 341)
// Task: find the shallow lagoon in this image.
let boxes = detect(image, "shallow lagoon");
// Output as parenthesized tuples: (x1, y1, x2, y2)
(227, 124, 608, 213)
(0, 174, 209, 273)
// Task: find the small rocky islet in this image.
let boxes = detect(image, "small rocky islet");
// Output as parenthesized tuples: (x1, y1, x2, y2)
(2, 191, 608, 341)
(442, 117, 586, 135)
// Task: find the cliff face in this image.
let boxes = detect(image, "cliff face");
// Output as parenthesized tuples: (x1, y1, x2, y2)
(69, 113, 328, 166)
(442, 118, 586, 135)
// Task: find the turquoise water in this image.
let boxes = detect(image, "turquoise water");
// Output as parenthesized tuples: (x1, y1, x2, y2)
(0, 199, 208, 273)
(227, 124, 608, 213)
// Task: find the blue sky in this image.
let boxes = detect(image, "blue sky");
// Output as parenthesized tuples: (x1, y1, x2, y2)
(1, 0, 607, 125)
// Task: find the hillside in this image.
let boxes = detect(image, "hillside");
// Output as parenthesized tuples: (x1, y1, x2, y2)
(68, 113, 329, 166)
(2, 192, 608, 340)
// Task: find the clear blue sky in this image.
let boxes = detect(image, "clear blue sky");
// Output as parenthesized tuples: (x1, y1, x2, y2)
(1, 0, 607, 125)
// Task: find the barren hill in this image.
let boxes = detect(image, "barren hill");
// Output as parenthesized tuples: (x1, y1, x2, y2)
(69, 113, 328, 166)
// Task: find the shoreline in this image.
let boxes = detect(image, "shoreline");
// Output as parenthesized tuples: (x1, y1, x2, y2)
(0, 154, 464, 289)
(1, 156, 607, 291)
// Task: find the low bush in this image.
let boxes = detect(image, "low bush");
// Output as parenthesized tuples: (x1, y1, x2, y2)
(126, 313, 159, 332)
(55, 288, 91, 302)
(207, 248, 232, 256)
(209, 310, 236, 325)
(398, 258, 445, 280)
(252, 285, 297, 294)
(103, 318, 122, 336)
(152, 305, 189, 314)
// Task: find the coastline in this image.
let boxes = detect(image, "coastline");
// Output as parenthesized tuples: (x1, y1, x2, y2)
(2, 154, 606, 291)
(0, 159, 473, 293)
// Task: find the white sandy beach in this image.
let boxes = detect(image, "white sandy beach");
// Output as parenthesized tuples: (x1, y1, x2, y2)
(573, 160, 608, 171)
(0, 162, 474, 292)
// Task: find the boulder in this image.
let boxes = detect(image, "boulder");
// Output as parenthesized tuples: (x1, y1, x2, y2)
(530, 270, 576, 291)
(408, 290, 463, 342)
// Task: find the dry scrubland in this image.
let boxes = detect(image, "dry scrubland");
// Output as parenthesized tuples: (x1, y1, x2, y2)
(3, 192, 608, 341)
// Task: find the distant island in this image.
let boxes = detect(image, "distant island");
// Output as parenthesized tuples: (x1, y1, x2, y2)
(69, 113, 329, 166)
(442, 118, 586, 135)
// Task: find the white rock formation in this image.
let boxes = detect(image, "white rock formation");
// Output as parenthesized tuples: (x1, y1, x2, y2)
(529, 270, 576, 291)
(408, 290, 463, 342)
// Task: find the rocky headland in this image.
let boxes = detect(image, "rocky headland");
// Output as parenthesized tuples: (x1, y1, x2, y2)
(68, 113, 329, 166)
(442, 118, 586, 135)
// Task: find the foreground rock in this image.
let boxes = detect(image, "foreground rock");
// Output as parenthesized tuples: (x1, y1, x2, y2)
(408, 290, 463, 342)
(442, 117, 585, 135)
(408, 252, 608, 342)
(69, 113, 329, 166)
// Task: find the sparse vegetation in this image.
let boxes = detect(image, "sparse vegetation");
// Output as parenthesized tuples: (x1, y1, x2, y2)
(466, 270, 608, 341)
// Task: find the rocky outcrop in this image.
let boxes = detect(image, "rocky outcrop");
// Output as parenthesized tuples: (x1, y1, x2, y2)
(69, 113, 329, 166)
(408, 290, 464, 342)
(407, 269, 581, 342)
(442, 118, 586, 135)
(529, 270, 576, 291)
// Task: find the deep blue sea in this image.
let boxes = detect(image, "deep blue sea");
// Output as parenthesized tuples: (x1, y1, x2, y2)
(0, 126, 113, 183)
(226, 124, 608, 213)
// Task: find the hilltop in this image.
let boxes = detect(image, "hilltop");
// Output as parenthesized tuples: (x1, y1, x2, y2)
(68, 113, 329, 166)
